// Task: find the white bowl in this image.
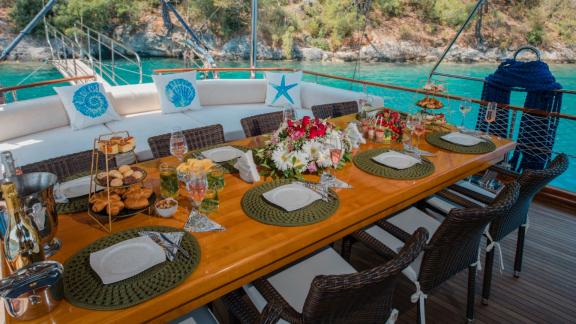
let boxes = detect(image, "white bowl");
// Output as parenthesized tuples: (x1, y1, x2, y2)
(155, 198, 178, 218)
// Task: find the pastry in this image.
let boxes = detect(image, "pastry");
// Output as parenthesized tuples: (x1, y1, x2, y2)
(109, 136, 123, 145)
(118, 165, 131, 173)
(106, 200, 125, 216)
(97, 140, 107, 153)
(110, 178, 123, 187)
(105, 143, 119, 155)
(132, 171, 143, 180)
(122, 169, 134, 177)
(96, 172, 109, 181)
(109, 170, 123, 179)
(124, 197, 149, 209)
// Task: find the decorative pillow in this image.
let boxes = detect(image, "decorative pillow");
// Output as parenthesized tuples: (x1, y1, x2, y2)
(265, 71, 303, 109)
(152, 71, 202, 114)
(54, 82, 121, 130)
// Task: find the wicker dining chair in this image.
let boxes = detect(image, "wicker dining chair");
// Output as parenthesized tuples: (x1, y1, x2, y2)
(20, 150, 113, 181)
(147, 124, 226, 159)
(240, 111, 285, 138)
(222, 228, 428, 324)
(311, 101, 359, 119)
(422, 153, 569, 304)
(344, 182, 520, 324)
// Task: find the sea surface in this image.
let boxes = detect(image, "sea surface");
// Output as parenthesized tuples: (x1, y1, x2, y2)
(1, 59, 575, 191)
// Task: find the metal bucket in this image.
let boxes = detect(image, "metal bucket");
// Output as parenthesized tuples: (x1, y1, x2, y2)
(6, 172, 60, 257)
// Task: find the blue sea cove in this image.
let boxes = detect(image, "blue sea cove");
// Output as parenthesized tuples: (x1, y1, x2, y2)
(1, 59, 575, 191)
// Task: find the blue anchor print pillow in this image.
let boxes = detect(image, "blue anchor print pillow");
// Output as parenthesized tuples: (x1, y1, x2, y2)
(55, 82, 121, 130)
(265, 71, 303, 109)
(152, 71, 202, 114)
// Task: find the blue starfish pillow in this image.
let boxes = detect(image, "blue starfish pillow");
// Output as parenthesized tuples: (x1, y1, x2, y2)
(265, 71, 303, 108)
(55, 82, 121, 130)
(153, 71, 202, 114)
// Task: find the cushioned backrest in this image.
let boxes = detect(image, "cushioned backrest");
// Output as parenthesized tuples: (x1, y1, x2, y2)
(301, 82, 383, 109)
(0, 96, 70, 142)
(107, 83, 160, 115)
(197, 79, 267, 106)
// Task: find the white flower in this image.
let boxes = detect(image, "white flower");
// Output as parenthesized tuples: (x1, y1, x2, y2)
(272, 146, 292, 171)
(316, 148, 333, 168)
(288, 150, 309, 172)
(302, 140, 323, 160)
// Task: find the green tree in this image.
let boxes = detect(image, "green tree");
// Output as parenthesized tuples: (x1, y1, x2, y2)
(9, 0, 45, 33)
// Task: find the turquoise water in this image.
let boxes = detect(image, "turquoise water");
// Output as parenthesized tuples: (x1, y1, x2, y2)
(1, 59, 575, 191)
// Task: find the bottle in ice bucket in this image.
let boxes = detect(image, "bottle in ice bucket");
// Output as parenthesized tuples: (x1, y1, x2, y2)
(1, 182, 45, 272)
(159, 163, 179, 199)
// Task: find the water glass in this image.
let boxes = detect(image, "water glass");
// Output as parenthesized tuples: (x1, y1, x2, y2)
(159, 163, 179, 199)
(459, 99, 472, 131)
(484, 102, 497, 137)
(208, 164, 225, 192)
(185, 171, 207, 210)
(200, 188, 219, 214)
(170, 127, 189, 161)
(282, 105, 295, 122)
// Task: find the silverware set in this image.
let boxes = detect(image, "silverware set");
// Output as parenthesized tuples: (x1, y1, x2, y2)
(295, 181, 336, 202)
(141, 232, 190, 261)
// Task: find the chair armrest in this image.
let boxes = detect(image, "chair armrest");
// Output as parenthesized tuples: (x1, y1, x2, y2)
(490, 165, 520, 182)
(254, 278, 303, 323)
(352, 229, 398, 260)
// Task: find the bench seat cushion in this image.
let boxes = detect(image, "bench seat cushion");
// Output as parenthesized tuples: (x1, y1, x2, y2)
(104, 111, 204, 161)
(0, 124, 110, 166)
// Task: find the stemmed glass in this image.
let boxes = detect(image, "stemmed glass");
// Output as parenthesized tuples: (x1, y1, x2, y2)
(459, 99, 472, 131)
(413, 115, 426, 158)
(170, 127, 189, 161)
(404, 114, 417, 152)
(484, 102, 497, 138)
(282, 105, 295, 123)
(320, 135, 343, 184)
(185, 170, 208, 213)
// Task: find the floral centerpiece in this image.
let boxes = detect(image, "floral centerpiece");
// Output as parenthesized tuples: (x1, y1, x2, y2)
(255, 116, 352, 179)
(373, 109, 404, 143)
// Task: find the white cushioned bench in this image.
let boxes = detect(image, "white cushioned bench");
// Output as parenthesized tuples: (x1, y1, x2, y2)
(0, 79, 382, 165)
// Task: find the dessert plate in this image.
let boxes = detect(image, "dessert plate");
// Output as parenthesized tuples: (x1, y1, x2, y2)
(89, 236, 166, 284)
(59, 176, 100, 199)
(262, 183, 322, 212)
(201, 146, 244, 163)
(372, 151, 420, 170)
(441, 132, 483, 146)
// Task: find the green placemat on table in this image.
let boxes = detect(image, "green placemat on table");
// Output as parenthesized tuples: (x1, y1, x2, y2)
(353, 149, 435, 180)
(183, 144, 251, 173)
(426, 131, 496, 154)
(56, 172, 90, 214)
(63, 226, 200, 310)
(241, 179, 339, 227)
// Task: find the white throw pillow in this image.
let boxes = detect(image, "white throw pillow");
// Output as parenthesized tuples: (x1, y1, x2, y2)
(54, 82, 121, 130)
(152, 71, 202, 114)
(265, 71, 303, 108)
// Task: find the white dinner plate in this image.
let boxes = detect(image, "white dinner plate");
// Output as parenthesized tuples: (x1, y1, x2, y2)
(59, 176, 101, 199)
(89, 236, 166, 284)
(441, 132, 483, 146)
(201, 146, 244, 163)
(371, 151, 420, 170)
(262, 183, 323, 212)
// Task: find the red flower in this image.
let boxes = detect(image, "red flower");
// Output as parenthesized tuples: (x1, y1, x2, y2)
(302, 116, 311, 127)
(308, 126, 319, 139)
(287, 119, 294, 128)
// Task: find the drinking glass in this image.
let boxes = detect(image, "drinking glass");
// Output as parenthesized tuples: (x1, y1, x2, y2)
(484, 102, 497, 137)
(208, 164, 225, 192)
(413, 116, 426, 158)
(159, 163, 179, 199)
(459, 99, 472, 131)
(170, 127, 189, 161)
(185, 171, 207, 212)
(282, 105, 295, 123)
(200, 188, 219, 213)
(404, 114, 417, 152)
(329, 136, 343, 175)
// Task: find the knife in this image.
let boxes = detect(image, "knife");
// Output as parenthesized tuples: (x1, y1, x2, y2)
(159, 232, 190, 259)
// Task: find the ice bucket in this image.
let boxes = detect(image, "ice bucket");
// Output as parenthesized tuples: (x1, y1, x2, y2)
(6, 172, 60, 257)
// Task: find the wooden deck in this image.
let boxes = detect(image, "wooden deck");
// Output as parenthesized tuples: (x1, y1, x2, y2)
(346, 201, 576, 324)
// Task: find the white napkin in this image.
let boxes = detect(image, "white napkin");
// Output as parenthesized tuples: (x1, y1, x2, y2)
(441, 132, 483, 146)
(372, 151, 421, 170)
(345, 122, 366, 149)
(234, 150, 260, 183)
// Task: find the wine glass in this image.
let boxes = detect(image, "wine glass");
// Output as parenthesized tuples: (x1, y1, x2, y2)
(185, 170, 208, 212)
(170, 127, 189, 161)
(413, 116, 426, 158)
(404, 114, 417, 152)
(459, 99, 472, 131)
(484, 102, 497, 138)
(282, 105, 295, 123)
(329, 137, 343, 175)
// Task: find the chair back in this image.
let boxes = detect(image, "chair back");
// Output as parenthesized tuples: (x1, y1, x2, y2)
(419, 182, 520, 292)
(240, 111, 284, 138)
(147, 124, 225, 159)
(302, 228, 428, 323)
(490, 153, 569, 241)
(311, 101, 359, 119)
(21, 150, 112, 181)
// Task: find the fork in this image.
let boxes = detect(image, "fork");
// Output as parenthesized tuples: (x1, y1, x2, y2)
(147, 234, 177, 260)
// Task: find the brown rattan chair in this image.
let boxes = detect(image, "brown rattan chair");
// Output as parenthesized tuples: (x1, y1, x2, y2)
(147, 124, 226, 159)
(311, 101, 359, 119)
(222, 228, 428, 323)
(240, 111, 284, 138)
(20, 150, 113, 181)
(422, 153, 569, 304)
(345, 182, 520, 323)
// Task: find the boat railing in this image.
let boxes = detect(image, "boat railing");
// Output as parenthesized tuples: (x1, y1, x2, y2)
(0, 76, 96, 101)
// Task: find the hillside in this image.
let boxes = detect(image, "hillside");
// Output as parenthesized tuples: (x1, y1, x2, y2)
(1, 0, 575, 62)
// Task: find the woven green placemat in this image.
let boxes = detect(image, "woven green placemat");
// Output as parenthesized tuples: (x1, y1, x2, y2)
(241, 179, 339, 227)
(183, 145, 251, 173)
(353, 149, 435, 180)
(426, 131, 496, 154)
(63, 226, 200, 310)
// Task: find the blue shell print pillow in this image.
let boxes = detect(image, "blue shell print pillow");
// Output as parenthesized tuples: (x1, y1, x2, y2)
(54, 82, 121, 130)
(265, 71, 303, 109)
(152, 71, 202, 114)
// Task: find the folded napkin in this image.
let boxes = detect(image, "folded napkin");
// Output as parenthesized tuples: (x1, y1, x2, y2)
(441, 132, 483, 146)
(184, 209, 225, 232)
(371, 151, 420, 170)
(345, 122, 366, 149)
(53, 183, 69, 203)
(319, 174, 352, 189)
(139, 231, 184, 261)
(234, 150, 260, 183)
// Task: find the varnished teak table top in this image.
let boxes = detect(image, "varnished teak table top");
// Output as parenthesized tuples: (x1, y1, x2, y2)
(6, 116, 515, 323)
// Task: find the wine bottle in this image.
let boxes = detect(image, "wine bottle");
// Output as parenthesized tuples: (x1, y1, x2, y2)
(1, 182, 44, 272)
(0, 151, 17, 179)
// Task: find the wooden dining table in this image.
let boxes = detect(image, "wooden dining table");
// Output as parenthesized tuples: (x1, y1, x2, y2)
(4, 115, 515, 323)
